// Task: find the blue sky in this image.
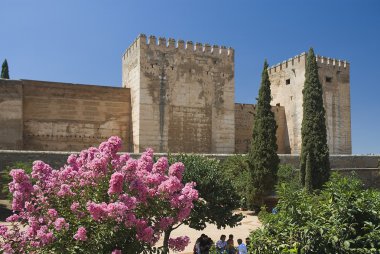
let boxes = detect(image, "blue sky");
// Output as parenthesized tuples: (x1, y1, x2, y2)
(1, 0, 379, 154)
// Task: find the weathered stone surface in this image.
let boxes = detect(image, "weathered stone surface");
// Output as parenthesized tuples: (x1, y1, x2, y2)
(0, 79, 132, 151)
(269, 53, 351, 154)
(0, 80, 23, 149)
(234, 103, 290, 154)
(123, 35, 235, 153)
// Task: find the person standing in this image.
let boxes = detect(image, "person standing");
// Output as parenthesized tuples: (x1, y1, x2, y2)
(237, 239, 247, 254)
(194, 234, 206, 254)
(226, 238, 235, 254)
(216, 235, 227, 253)
(245, 238, 251, 252)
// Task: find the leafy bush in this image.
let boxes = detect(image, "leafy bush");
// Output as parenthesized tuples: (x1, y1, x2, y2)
(221, 158, 301, 210)
(169, 154, 243, 230)
(0, 137, 198, 253)
(0, 161, 33, 199)
(220, 155, 251, 209)
(276, 164, 301, 191)
(250, 173, 380, 253)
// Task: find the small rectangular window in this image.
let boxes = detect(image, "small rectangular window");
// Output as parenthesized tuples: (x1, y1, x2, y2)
(325, 76, 332, 83)
(286, 79, 290, 85)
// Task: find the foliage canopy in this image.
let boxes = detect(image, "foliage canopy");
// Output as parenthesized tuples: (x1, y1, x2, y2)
(250, 173, 380, 253)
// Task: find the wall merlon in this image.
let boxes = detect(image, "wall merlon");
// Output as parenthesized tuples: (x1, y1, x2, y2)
(211, 45, 219, 54)
(195, 42, 203, 52)
(139, 33, 147, 43)
(204, 43, 211, 52)
(158, 37, 166, 46)
(178, 40, 185, 48)
(168, 38, 176, 48)
(148, 35, 157, 45)
(186, 41, 194, 50)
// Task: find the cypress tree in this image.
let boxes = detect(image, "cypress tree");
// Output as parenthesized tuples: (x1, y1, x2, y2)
(248, 60, 279, 208)
(300, 48, 330, 190)
(1, 59, 9, 79)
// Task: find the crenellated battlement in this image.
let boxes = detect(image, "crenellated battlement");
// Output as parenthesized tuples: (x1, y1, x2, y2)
(123, 34, 234, 58)
(268, 52, 350, 74)
(315, 55, 349, 69)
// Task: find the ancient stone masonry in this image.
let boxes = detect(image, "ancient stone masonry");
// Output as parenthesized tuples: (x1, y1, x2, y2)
(0, 79, 132, 151)
(123, 34, 235, 153)
(0, 80, 23, 149)
(234, 103, 289, 154)
(268, 53, 351, 154)
(0, 34, 352, 155)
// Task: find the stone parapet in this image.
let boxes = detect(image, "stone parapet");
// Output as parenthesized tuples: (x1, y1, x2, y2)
(0, 151, 378, 188)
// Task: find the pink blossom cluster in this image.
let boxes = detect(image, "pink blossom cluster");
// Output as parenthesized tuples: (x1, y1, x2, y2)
(8, 169, 33, 211)
(168, 236, 191, 252)
(0, 136, 198, 253)
(73, 227, 87, 241)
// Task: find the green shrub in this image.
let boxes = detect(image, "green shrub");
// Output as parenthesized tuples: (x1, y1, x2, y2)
(220, 155, 251, 209)
(250, 173, 380, 253)
(162, 154, 243, 248)
(220, 159, 301, 210)
(169, 154, 243, 230)
(276, 164, 301, 191)
(0, 161, 33, 199)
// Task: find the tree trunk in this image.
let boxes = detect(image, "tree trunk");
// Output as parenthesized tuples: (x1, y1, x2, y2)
(162, 227, 173, 253)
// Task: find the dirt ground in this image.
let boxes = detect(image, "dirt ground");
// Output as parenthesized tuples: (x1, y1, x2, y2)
(155, 210, 262, 253)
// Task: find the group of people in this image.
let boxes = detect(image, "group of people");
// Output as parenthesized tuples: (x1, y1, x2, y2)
(193, 234, 250, 254)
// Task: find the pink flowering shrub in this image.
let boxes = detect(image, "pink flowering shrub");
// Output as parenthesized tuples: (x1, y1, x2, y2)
(0, 136, 198, 253)
(168, 236, 191, 252)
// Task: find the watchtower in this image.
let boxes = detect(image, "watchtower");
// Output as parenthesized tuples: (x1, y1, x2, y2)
(268, 52, 351, 154)
(122, 34, 235, 153)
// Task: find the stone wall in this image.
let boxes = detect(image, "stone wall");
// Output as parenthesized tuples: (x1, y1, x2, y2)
(0, 79, 133, 151)
(269, 53, 351, 154)
(234, 103, 289, 153)
(0, 150, 378, 188)
(316, 56, 351, 154)
(123, 34, 235, 154)
(278, 154, 379, 188)
(0, 80, 23, 150)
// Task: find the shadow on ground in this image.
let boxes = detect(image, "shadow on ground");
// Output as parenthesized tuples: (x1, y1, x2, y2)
(0, 200, 12, 221)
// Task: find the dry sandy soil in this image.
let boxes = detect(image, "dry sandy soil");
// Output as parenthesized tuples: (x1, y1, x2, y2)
(155, 210, 262, 253)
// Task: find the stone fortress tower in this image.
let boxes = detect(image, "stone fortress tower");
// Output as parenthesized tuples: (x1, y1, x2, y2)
(268, 52, 351, 154)
(123, 34, 235, 153)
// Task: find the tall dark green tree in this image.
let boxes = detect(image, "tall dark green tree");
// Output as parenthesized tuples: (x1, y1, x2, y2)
(1, 59, 9, 79)
(248, 60, 279, 208)
(300, 48, 330, 190)
(305, 154, 312, 192)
